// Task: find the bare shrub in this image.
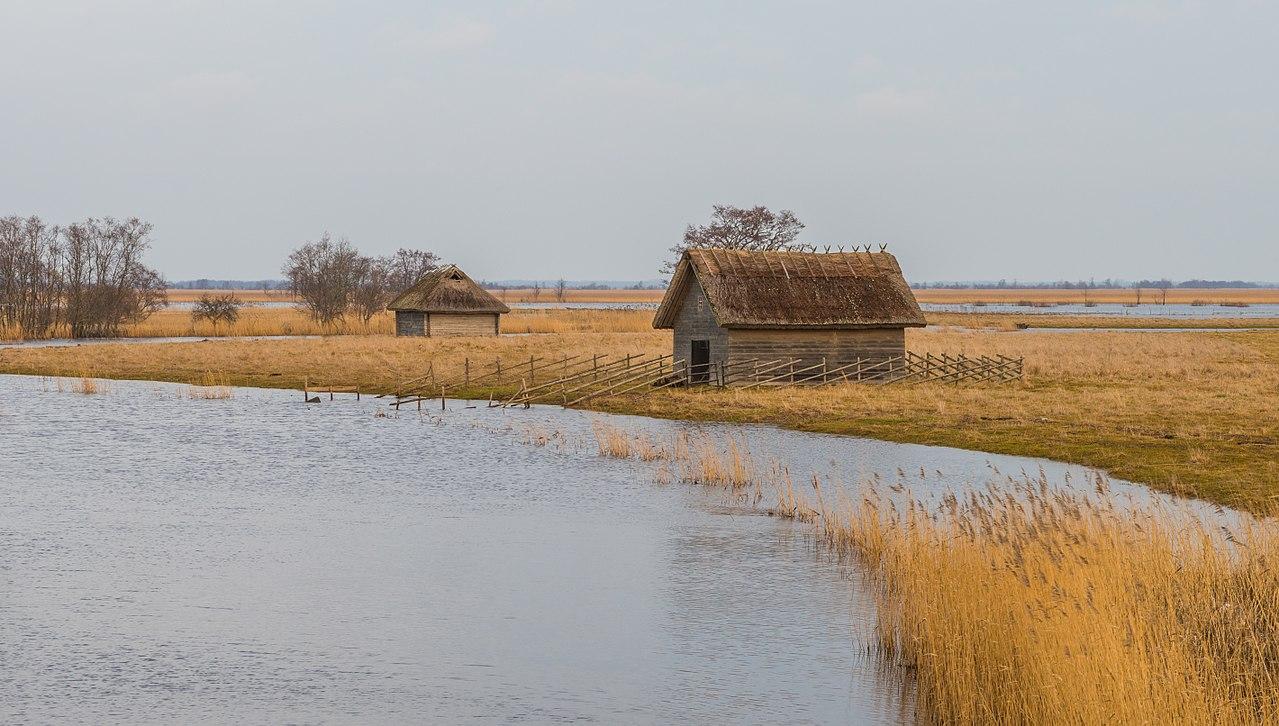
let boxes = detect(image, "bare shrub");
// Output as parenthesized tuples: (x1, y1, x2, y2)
(191, 293, 243, 332)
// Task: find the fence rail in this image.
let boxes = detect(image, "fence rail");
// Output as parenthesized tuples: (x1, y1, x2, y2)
(364, 350, 1022, 410)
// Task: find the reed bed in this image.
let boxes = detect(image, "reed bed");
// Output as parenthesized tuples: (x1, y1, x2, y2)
(586, 422, 1279, 724)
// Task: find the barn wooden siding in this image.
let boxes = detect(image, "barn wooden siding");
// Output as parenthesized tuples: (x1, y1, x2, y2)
(396, 311, 426, 336)
(725, 328, 905, 368)
(428, 313, 499, 337)
(670, 277, 729, 365)
(394, 311, 498, 337)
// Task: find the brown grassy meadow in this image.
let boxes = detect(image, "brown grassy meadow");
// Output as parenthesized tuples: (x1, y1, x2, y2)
(165, 287, 665, 305)
(165, 285, 1279, 308)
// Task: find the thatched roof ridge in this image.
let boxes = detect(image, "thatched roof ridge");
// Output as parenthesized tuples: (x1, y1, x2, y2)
(386, 265, 511, 314)
(653, 248, 925, 329)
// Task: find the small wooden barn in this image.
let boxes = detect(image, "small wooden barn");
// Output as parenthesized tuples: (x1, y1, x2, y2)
(653, 248, 925, 381)
(387, 265, 509, 337)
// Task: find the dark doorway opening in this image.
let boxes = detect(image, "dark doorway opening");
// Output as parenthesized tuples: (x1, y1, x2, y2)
(690, 339, 710, 384)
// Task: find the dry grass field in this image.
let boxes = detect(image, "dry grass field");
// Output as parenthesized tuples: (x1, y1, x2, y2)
(7, 305, 1271, 342)
(0, 307, 657, 340)
(585, 422, 1279, 724)
(165, 287, 665, 305)
(3, 326, 1276, 512)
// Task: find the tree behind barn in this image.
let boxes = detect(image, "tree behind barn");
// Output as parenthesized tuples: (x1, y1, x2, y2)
(284, 238, 442, 325)
(664, 204, 804, 273)
(283, 233, 363, 325)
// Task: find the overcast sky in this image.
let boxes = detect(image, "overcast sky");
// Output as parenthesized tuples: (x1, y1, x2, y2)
(2, 1, 1275, 282)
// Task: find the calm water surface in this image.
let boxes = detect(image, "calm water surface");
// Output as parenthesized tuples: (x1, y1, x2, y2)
(0, 375, 1194, 724)
(921, 301, 1279, 318)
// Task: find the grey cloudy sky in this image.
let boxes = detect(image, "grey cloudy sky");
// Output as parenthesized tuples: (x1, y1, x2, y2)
(2, 1, 1275, 282)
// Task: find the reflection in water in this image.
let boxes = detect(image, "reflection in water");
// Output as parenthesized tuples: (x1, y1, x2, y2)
(1, 375, 1200, 723)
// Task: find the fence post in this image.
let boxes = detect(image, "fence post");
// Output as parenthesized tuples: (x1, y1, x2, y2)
(464, 358, 470, 387)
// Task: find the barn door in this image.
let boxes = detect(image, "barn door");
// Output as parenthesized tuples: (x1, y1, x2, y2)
(690, 340, 710, 384)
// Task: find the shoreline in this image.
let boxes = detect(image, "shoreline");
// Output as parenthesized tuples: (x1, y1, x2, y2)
(3, 326, 1275, 513)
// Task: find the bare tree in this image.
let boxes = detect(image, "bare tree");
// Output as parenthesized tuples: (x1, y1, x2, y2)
(61, 217, 167, 337)
(282, 233, 363, 325)
(554, 278, 568, 303)
(664, 204, 804, 273)
(0, 215, 166, 339)
(530, 280, 542, 301)
(191, 293, 243, 332)
(284, 239, 442, 325)
(1131, 282, 1143, 305)
(383, 248, 440, 292)
(351, 255, 393, 324)
(0, 215, 61, 336)
(1155, 279, 1173, 305)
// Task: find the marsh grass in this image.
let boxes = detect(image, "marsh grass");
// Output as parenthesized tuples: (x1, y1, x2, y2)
(72, 375, 101, 394)
(584, 422, 1279, 724)
(187, 371, 233, 400)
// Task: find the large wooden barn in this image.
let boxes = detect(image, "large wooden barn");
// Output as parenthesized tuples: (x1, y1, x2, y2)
(387, 265, 509, 337)
(653, 248, 925, 381)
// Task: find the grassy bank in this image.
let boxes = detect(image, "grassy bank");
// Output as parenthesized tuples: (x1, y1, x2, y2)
(2, 328, 1276, 512)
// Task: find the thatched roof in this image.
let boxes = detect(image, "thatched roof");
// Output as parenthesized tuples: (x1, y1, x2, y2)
(386, 265, 510, 314)
(653, 249, 925, 329)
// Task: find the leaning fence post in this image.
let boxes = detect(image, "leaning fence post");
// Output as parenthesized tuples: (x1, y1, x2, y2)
(464, 358, 470, 387)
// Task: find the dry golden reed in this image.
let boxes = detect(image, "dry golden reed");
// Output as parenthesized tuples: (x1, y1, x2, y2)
(585, 423, 1279, 724)
(187, 371, 233, 400)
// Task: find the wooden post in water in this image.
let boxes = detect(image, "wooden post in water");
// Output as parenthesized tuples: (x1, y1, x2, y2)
(440, 385, 446, 411)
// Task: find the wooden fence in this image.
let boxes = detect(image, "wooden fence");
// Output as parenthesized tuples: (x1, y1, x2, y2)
(368, 351, 1022, 410)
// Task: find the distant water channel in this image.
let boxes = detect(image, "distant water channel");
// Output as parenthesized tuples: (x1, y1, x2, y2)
(0, 375, 1206, 723)
(921, 302, 1279, 318)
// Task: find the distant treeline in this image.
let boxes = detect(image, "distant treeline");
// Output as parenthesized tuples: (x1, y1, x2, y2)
(913, 279, 1276, 290)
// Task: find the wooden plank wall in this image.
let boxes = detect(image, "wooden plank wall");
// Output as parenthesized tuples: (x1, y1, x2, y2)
(726, 328, 905, 368)
(395, 311, 426, 336)
(426, 313, 500, 337)
(670, 277, 730, 364)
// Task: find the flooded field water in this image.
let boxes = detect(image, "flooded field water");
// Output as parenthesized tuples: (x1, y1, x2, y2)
(921, 302, 1279, 318)
(0, 375, 1198, 723)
